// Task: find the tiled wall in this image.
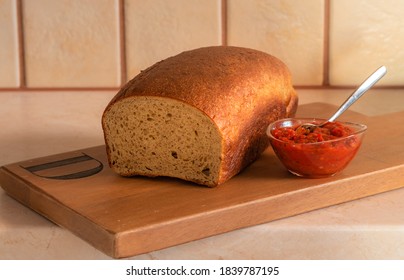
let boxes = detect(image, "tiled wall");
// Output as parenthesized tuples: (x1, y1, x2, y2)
(1, 0, 403, 90)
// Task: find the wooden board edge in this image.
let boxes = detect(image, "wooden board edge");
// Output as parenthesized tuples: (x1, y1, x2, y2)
(114, 165, 404, 258)
(0, 166, 117, 258)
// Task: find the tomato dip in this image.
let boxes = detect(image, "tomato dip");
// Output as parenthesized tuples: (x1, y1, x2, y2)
(272, 122, 355, 144)
(269, 121, 364, 178)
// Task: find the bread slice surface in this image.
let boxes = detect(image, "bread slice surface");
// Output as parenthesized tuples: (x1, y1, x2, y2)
(103, 96, 222, 186)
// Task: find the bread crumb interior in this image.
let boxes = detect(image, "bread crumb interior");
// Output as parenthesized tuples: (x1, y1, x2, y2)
(103, 96, 222, 185)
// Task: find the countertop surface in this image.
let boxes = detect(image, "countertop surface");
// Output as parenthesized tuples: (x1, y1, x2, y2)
(1, 88, 403, 259)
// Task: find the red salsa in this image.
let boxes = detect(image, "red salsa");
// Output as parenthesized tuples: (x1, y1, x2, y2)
(270, 121, 363, 178)
(272, 122, 354, 144)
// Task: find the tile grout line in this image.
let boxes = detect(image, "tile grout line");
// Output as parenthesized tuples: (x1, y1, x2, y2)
(16, 0, 26, 89)
(1, 85, 402, 92)
(221, 0, 227, 46)
(0, 87, 120, 92)
(118, 0, 127, 86)
(323, 0, 330, 87)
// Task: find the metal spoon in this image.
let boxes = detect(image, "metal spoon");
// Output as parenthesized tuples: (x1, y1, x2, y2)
(300, 65, 387, 132)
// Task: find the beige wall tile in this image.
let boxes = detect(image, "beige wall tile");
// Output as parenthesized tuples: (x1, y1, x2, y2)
(23, 0, 120, 87)
(125, 0, 222, 80)
(330, 0, 404, 86)
(0, 0, 19, 87)
(227, 0, 324, 86)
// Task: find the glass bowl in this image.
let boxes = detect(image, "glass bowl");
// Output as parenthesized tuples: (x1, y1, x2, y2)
(266, 118, 367, 178)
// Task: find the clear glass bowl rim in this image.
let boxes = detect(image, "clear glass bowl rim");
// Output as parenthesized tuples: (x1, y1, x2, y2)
(266, 118, 367, 145)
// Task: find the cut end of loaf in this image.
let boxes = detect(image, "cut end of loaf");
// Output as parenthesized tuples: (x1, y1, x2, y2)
(102, 96, 223, 187)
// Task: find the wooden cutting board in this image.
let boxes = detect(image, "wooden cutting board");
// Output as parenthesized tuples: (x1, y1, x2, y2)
(1, 103, 403, 258)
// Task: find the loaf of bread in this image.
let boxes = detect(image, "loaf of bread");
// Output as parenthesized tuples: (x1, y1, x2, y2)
(102, 46, 298, 187)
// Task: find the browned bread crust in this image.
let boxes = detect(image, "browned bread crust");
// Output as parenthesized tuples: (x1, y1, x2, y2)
(102, 46, 298, 186)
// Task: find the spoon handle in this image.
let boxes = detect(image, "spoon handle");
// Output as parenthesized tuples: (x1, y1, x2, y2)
(328, 65, 387, 123)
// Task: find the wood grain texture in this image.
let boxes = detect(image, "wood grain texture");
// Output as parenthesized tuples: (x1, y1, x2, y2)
(1, 103, 403, 258)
